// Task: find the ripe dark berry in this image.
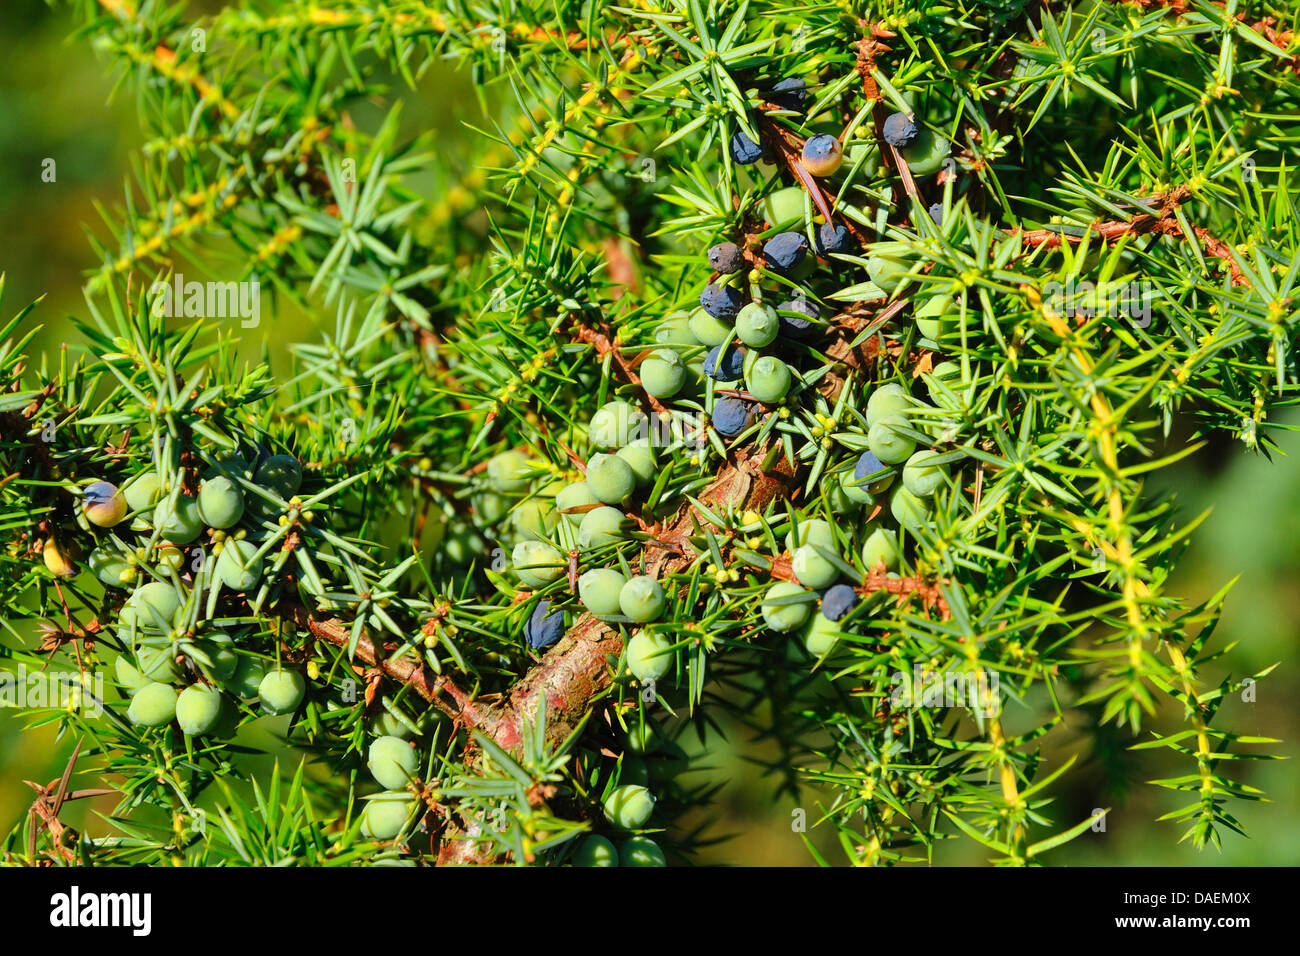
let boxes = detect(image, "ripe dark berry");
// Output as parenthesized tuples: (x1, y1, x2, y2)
(524, 600, 565, 650)
(762, 232, 809, 273)
(712, 397, 755, 438)
(776, 297, 820, 339)
(704, 344, 745, 381)
(815, 222, 852, 257)
(853, 450, 893, 492)
(769, 77, 807, 112)
(801, 133, 844, 177)
(729, 128, 764, 165)
(708, 242, 745, 274)
(882, 111, 919, 148)
(699, 282, 744, 320)
(821, 583, 857, 621)
(929, 202, 944, 226)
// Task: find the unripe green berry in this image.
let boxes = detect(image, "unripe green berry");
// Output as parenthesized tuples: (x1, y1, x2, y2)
(258, 668, 305, 715)
(687, 306, 732, 346)
(511, 541, 565, 587)
(792, 544, 840, 589)
(865, 250, 916, 293)
(114, 654, 152, 695)
(762, 186, 806, 228)
(803, 612, 841, 657)
(198, 476, 245, 529)
(573, 835, 619, 867)
(761, 581, 812, 633)
(555, 481, 599, 524)
(640, 348, 685, 398)
(620, 836, 666, 867)
(862, 528, 900, 571)
(153, 494, 204, 544)
(578, 568, 627, 614)
(619, 575, 665, 623)
(735, 302, 779, 347)
(654, 312, 699, 348)
(121, 581, 183, 633)
(589, 401, 646, 449)
(368, 735, 419, 789)
(902, 450, 948, 497)
(890, 485, 930, 531)
(511, 497, 557, 541)
(586, 453, 636, 505)
(175, 684, 223, 736)
(577, 506, 626, 550)
(133, 644, 181, 684)
(127, 682, 177, 727)
(90, 548, 133, 588)
(216, 538, 263, 591)
(868, 413, 917, 464)
(616, 439, 657, 487)
(122, 472, 162, 512)
(486, 449, 532, 493)
(254, 454, 303, 499)
(915, 294, 955, 340)
(359, 792, 416, 840)
(745, 355, 791, 402)
(866, 383, 912, 426)
(603, 784, 656, 830)
(784, 518, 834, 554)
(626, 630, 673, 681)
(472, 491, 511, 525)
(229, 656, 266, 700)
(200, 635, 239, 682)
(899, 126, 951, 176)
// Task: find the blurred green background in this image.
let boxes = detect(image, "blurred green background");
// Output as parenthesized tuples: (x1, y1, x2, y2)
(1, 0, 1294, 866)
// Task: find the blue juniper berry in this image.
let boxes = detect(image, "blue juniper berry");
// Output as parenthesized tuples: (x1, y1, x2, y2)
(524, 600, 566, 650)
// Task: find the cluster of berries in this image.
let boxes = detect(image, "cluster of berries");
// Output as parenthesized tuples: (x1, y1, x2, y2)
(42, 448, 313, 734)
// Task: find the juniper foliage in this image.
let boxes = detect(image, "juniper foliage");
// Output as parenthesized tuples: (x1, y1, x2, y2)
(0, 0, 1292, 865)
